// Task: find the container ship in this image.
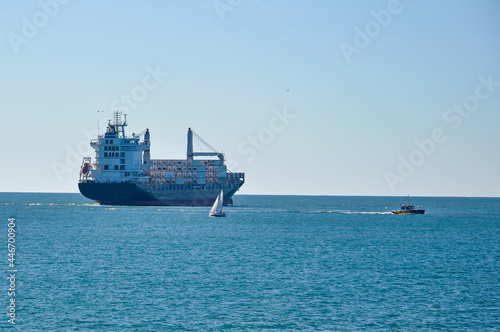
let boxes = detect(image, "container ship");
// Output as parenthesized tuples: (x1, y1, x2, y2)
(78, 112, 245, 206)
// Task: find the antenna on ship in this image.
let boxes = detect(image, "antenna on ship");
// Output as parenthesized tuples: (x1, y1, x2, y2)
(97, 110, 104, 136)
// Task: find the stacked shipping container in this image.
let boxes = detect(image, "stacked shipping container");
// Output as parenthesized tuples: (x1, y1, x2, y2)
(150, 159, 227, 185)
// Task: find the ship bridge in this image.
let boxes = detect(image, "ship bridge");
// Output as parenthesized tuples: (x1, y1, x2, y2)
(80, 111, 151, 183)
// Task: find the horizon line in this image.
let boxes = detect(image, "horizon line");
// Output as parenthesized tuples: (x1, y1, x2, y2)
(0, 191, 498, 198)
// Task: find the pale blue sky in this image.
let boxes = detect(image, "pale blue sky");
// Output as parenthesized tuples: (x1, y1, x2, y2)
(1, 0, 499, 196)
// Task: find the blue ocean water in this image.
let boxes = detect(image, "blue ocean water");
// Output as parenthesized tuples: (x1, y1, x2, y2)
(1, 193, 499, 330)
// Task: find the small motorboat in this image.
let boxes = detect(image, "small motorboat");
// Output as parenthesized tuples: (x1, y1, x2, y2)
(209, 190, 226, 217)
(392, 196, 425, 215)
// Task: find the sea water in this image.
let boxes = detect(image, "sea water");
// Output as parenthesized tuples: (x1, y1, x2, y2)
(0, 193, 498, 330)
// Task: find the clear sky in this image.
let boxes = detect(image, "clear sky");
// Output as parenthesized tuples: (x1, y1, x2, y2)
(1, 0, 499, 196)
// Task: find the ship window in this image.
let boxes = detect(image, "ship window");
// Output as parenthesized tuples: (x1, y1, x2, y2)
(121, 153, 125, 157)
(121, 159, 125, 164)
(110, 140, 114, 144)
(104, 153, 108, 158)
(105, 140, 109, 144)
(114, 165, 119, 170)
(120, 165, 125, 170)
(104, 165, 109, 170)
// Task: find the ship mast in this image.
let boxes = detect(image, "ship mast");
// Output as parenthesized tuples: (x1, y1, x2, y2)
(112, 111, 127, 138)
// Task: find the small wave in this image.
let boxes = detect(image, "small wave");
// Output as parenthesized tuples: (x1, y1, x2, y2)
(66, 203, 99, 207)
(26, 203, 55, 206)
(24, 202, 100, 207)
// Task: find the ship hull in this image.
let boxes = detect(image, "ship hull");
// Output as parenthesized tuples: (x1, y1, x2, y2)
(78, 182, 240, 206)
(391, 210, 425, 215)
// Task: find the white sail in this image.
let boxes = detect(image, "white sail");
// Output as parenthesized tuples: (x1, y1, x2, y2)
(209, 190, 224, 216)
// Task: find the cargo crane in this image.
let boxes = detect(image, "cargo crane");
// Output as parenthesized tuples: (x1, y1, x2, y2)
(187, 128, 224, 162)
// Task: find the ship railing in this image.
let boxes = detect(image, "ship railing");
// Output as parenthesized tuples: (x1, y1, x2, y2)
(139, 182, 241, 191)
(91, 179, 132, 184)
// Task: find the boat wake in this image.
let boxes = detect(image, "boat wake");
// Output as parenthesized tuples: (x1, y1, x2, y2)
(335, 211, 392, 215)
(233, 208, 393, 215)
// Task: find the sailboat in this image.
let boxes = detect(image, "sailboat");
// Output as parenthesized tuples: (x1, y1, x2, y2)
(209, 190, 226, 217)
